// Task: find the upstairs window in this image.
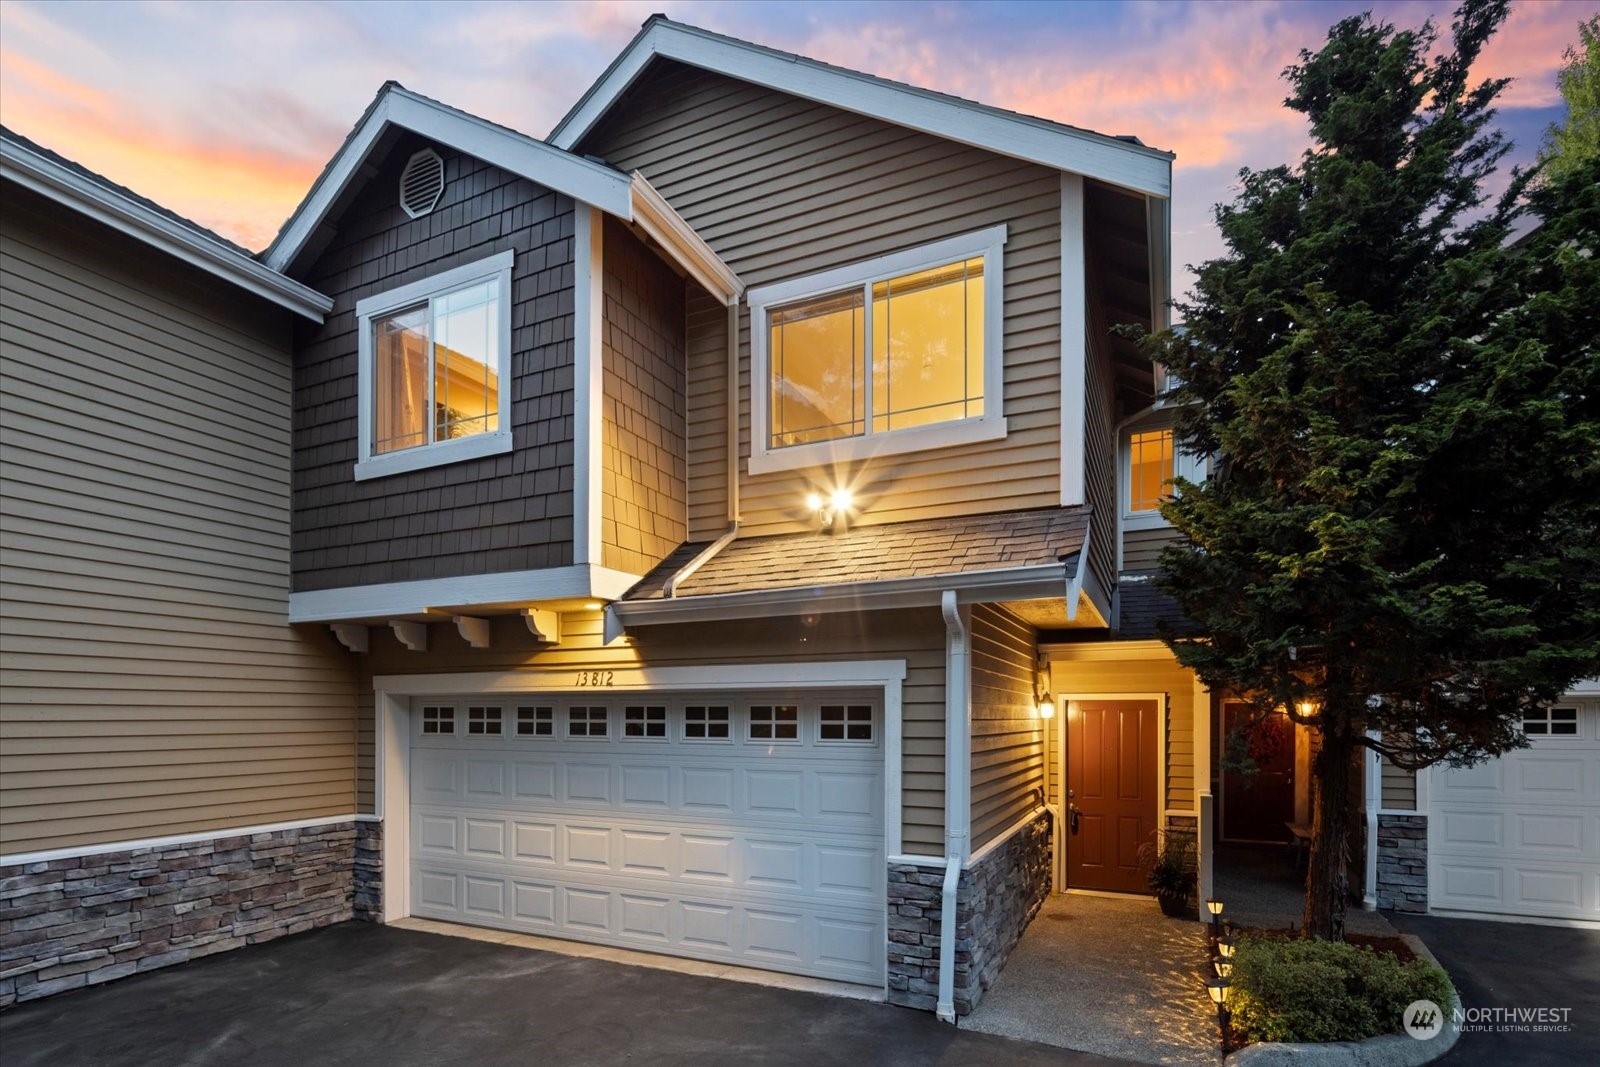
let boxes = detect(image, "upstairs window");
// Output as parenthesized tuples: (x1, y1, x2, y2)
(1123, 425, 1202, 531)
(355, 251, 513, 481)
(1128, 429, 1175, 514)
(748, 226, 1007, 474)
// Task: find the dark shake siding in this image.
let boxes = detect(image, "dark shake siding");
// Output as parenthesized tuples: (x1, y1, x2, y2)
(292, 135, 577, 592)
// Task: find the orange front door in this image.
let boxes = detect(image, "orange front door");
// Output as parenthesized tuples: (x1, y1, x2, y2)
(1066, 699, 1160, 893)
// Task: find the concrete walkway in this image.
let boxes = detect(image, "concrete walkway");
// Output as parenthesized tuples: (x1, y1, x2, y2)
(1214, 845, 1397, 936)
(961, 893, 1220, 1066)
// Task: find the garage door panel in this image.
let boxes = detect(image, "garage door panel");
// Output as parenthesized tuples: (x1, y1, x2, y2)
(410, 693, 886, 985)
(1515, 758, 1584, 797)
(1515, 812, 1584, 852)
(513, 761, 556, 799)
(1430, 703, 1599, 923)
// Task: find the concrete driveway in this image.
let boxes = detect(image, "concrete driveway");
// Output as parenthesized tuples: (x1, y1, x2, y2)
(0, 923, 1127, 1066)
(1388, 912, 1600, 1067)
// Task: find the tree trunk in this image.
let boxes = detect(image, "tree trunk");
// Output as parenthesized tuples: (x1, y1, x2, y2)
(1303, 729, 1354, 939)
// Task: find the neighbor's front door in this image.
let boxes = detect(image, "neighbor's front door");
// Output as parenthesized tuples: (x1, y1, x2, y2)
(1221, 702, 1296, 843)
(1066, 699, 1160, 893)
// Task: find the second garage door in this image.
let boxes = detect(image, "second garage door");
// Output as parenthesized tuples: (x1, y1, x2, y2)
(408, 691, 886, 985)
(1429, 701, 1600, 923)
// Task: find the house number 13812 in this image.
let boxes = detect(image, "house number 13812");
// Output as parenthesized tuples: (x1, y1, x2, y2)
(575, 671, 614, 687)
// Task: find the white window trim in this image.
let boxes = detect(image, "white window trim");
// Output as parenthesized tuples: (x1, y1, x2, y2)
(1121, 424, 1203, 532)
(747, 225, 1008, 476)
(355, 250, 515, 482)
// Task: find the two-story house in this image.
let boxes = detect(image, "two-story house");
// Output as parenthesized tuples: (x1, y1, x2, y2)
(253, 18, 1205, 1018)
(8, 14, 1591, 1018)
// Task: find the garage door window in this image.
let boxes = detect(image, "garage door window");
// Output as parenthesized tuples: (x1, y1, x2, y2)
(422, 706, 455, 734)
(624, 705, 668, 739)
(516, 706, 553, 737)
(684, 705, 731, 741)
(468, 706, 503, 735)
(568, 706, 608, 738)
(1522, 707, 1579, 736)
(749, 704, 799, 741)
(820, 704, 874, 743)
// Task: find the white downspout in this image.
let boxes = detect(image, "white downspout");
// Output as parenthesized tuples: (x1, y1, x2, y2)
(1364, 728, 1381, 909)
(937, 590, 971, 1023)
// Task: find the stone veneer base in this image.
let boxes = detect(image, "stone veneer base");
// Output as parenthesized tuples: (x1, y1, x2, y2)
(1376, 814, 1428, 913)
(0, 820, 361, 1007)
(886, 810, 1053, 1016)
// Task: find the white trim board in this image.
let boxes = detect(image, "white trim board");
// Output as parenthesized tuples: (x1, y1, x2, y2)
(373, 659, 909, 924)
(2, 135, 332, 322)
(573, 206, 604, 567)
(1059, 173, 1086, 507)
(0, 814, 360, 868)
(264, 85, 634, 274)
(288, 565, 642, 623)
(549, 17, 1173, 198)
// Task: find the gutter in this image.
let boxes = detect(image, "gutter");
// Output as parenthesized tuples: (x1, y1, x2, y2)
(937, 590, 971, 1023)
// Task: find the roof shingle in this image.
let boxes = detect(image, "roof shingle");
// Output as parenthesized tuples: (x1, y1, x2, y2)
(625, 506, 1090, 601)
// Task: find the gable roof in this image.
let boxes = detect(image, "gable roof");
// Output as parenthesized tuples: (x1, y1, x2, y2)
(0, 126, 332, 321)
(550, 16, 1173, 199)
(260, 82, 741, 303)
(262, 82, 634, 275)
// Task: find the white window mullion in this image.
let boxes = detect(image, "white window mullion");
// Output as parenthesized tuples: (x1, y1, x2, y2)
(861, 280, 874, 439)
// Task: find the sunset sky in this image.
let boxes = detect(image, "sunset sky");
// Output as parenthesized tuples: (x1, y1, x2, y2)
(1, 0, 1589, 296)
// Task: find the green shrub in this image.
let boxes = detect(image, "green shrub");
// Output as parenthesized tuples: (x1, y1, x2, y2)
(1229, 936, 1452, 1044)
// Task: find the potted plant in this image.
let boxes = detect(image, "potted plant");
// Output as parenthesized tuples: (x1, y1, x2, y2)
(1138, 830, 1196, 917)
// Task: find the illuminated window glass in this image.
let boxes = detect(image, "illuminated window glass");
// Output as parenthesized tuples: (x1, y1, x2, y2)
(1128, 429, 1175, 512)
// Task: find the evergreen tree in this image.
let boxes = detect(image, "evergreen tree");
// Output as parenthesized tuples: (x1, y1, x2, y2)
(1144, 0, 1600, 939)
(1537, 15, 1599, 183)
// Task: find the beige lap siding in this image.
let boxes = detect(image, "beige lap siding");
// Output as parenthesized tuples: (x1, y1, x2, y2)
(358, 607, 948, 853)
(1381, 758, 1418, 810)
(578, 61, 1064, 541)
(1122, 527, 1180, 573)
(969, 604, 1045, 850)
(0, 189, 358, 857)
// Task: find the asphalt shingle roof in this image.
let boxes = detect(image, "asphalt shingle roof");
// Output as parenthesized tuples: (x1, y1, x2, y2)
(1115, 571, 1199, 640)
(2, 124, 255, 256)
(624, 506, 1090, 601)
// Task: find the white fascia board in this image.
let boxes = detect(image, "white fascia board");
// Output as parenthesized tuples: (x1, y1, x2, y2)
(550, 20, 1173, 198)
(629, 172, 742, 303)
(287, 565, 641, 623)
(265, 87, 633, 273)
(612, 562, 1073, 627)
(1, 140, 333, 322)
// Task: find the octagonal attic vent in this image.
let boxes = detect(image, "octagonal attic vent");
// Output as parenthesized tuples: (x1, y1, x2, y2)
(399, 148, 445, 219)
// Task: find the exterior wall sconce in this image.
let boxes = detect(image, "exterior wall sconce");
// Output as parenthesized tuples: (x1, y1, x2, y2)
(1295, 700, 1318, 718)
(806, 488, 853, 532)
(1038, 694, 1055, 719)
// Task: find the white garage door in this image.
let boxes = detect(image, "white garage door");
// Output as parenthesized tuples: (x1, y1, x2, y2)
(408, 692, 886, 985)
(1430, 701, 1600, 922)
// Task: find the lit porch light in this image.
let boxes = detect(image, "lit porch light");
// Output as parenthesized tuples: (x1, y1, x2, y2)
(807, 487, 854, 532)
(1038, 693, 1055, 719)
